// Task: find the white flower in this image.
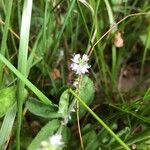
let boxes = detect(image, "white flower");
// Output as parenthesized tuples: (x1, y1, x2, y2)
(82, 54, 89, 61)
(49, 134, 63, 146)
(71, 54, 80, 63)
(70, 54, 90, 75)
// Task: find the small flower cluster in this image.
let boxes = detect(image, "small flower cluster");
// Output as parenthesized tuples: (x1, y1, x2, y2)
(37, 134, 63, 150)
(70, 54, 90, 75)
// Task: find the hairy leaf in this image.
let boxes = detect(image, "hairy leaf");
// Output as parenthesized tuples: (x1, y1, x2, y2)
(58, 89, 69, 118)
(0, 86, 16, 118)
(26, 97, 61, 118)
(78, 75, 95, 117)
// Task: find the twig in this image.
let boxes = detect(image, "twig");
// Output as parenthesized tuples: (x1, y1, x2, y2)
(87, 12, 148, 57)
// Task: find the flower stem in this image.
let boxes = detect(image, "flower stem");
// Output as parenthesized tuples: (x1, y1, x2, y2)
(76, 76, 84, 150)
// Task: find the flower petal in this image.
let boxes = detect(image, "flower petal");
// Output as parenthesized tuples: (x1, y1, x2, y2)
(71, 54, 80, 63)
(82, 54, 89, 62)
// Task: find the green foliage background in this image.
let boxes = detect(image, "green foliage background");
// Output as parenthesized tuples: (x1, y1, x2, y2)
(0, 0, 150, 149)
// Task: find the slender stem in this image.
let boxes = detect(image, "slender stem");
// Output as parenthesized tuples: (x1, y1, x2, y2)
(76, 100, 84, 150)
(76, 76, 84, 150)
(104, 0, 117, 83)
(69, 88, 130, 150)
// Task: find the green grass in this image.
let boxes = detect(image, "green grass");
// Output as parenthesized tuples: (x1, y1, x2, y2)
(0, 0, 150, 149)
(0, 0, 13, 87)
(16, 0, 33, 149)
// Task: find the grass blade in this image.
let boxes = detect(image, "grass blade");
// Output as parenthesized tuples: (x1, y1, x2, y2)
(16, 0, 33, 149)
(0, 0, 13, 88)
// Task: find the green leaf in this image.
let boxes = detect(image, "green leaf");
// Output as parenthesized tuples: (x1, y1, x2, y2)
(58, 89, 69, 118)
(61, 125, 71, 145)
(26, 97, 61, 118)
(0, 103, 17, 149)
(78, 76, 95, 117)
(0, 86, 16, 118)
(84, 130, 99, 150)
(82, 124, 99, 150)
(28, 119, 60, 150)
